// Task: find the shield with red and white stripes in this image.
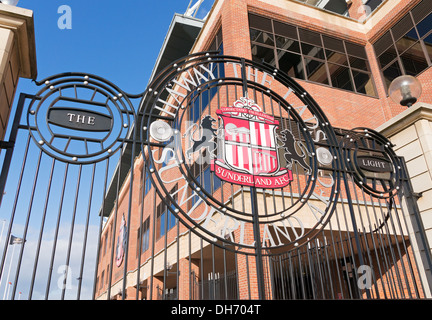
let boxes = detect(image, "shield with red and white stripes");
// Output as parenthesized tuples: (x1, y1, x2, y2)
(217, 108, 280, 175)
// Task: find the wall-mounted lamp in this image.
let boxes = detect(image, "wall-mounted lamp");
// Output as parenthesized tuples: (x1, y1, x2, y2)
(388, 75, 423, 108)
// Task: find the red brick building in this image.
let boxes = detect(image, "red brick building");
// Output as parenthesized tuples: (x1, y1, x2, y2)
(94, 0, 432, 300)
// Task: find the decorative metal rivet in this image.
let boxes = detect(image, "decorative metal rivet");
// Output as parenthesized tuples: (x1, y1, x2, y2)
(173, 63, 177, 67)
(149, 88, 153, 92)
(113, 96, 118, 100)
(84, 75, 89, 79)
(143, 126, 147, 130)
(108, 149, 112, 153)
(174, 208, 179, 213)
(149, 120, 173, 142)
(280, 213, 285, 218)
(123, 123, 128, 128)
(196, 187, 201, 192)
(118, 93, 123, 97)
(38, 140, 44, 145)
(30, 110, 35, 115)
(72, 157, 78, 161)
(50, 86, 55, 90)
(45, 80, 50, 85)
(294, 242, 299, 247)
(154, 91, 158, 95)
(83, 81, 88, 85)
(150, 168, 155, 173)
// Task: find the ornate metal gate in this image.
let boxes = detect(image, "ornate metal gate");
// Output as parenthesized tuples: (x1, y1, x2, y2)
(0, 53, 431, 300)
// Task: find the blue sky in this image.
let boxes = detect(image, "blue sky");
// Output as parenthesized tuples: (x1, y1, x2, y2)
(17, 0, 213, 95)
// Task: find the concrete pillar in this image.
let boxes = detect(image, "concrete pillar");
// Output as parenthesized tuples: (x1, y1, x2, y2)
(377, 102, 432, 297)
(0, 4, 37, 142)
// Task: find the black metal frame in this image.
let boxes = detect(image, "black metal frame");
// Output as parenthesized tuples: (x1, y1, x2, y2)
(0, 52, 430, 300)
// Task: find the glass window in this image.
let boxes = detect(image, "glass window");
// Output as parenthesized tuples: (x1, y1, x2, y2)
(382, 61, 403, 87)
(251, 44, 276, 66)
(249, 13, 376, 96)
(275, 35, 300, 53)
(349, 56, 369, 71)
(329, 65, 353, 91)
(424, 34, 432, 60)
(373, 4, 432, 90)
(326, 50, 348, 66)
(301, 43, 325, 60)
(417, 13, 432, 38)
(378, 46, 398, 68)
(250, 28, 274, 46)
(401, 43, 429, 76)
(277, 50, 305, 79)
(352, 71, 377, 96)
(395, 29, 419, 54)
(305, 58, 328, 85)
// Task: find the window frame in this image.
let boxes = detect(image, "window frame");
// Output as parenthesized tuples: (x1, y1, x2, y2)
(248, 13, 378, 97)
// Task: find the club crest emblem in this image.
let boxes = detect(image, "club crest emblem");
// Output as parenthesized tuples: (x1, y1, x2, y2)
(209, 97, 306, 189)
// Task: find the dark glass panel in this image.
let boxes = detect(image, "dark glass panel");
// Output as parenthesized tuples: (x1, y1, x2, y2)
(275, 35, 300, 53)
(251, 44, 276, 66)
(400, 43, 429, 76)
(417, 13, 432, 38)
(250, 28, 274, 46)
(424, 34, 432, 60)
(352, 70, 376, 96)
(328, 64, 353, 91)
(305, 58, 329, 85)
(301, 43, 325, 59)
(322, 35, 345, 53)
(378, 45, 397, 68)
(382, 61, 403, 87)
(277, 50, 305, 80)
(395, 29, 419, 54)
(326, 50, 348, 66)
(274, 21, 298, 39)
(349, 56, 369, 71)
